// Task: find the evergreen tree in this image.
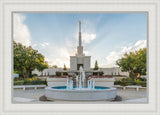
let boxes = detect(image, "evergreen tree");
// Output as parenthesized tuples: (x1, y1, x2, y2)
(63, 64, 67, 70)
(94, 60, 99, 70)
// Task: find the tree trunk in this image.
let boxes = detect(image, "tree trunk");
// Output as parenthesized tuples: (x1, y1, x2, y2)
(26, 69, 31, 78)
(29, 71, 32, 77)
(21, 69, 25, 79)
(130, 72, 138, 80)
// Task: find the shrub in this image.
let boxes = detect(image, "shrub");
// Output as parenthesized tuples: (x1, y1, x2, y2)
(125, 77, 137, 85)
(93, 72, 98, 75)
(120, 82, 127, 86)
(44, 79, 47, 86)
(136, 78, 147, 86)
(126, 81, 136, 85)
(32, 74, 38, 77)
(126, 77, 134, 82)
(63, 72, 68, 75)
(14, 77, 24, 81)
(114, 77, 146, 86)
(121, 78, 127, 82)
(141, 82, 146, 87)
(56, 72, 61, 76)
(136, 79, 142, 86)
(136, 77, 146, 81)
(120, 78, 127, 86)
(14, 81, 24, 85)
(15, 77, 46, 85)
(99, 72, 104, 76)
(114, 80, 121, 85)
(30, 79, 44, 85)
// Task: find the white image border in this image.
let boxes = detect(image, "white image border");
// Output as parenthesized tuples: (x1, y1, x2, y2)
(0, 0, 159, 115)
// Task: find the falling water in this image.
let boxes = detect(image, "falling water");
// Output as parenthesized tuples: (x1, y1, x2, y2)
(76, 75, 78, 87)
(66, 76, 73, 89)
(87, 79, 95, 89)
(66, 66, 95, 90)
(66, 76, 69, 89)
(92, 79, 95, 89)
(70, 80, 73, 89)
(79, 73, 82, 89)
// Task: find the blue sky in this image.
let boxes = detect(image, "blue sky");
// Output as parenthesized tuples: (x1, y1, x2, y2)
(13, 13, 147, 68)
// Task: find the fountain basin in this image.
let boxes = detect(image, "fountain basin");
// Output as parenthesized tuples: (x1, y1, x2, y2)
(45, 86, 117, 101)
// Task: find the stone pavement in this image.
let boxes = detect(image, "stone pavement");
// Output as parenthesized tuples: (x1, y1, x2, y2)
(13, 89, 147, 104)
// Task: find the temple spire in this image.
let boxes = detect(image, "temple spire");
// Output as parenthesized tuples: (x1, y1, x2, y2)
(79, 21, 82, 46)
(79, 21, 81, 32)
(76, 21, 84, 56)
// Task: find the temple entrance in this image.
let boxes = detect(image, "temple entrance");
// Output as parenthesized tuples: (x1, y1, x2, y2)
(77, 64, 83, 70)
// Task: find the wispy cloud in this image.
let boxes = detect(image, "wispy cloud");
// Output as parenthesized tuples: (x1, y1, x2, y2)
(40, 42, 49, 48)
(103, 40, 147, 68)
(13, 14, 31, 46)
(44, 46, 76, 68)
(82, 33, 96, 44)
(75, 32, 96, 45)
(32, 38, 77, 68)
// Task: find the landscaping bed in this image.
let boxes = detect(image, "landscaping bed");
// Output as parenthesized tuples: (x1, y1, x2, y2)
(114, 77, 146, 87)
(14, 77, 47, 85)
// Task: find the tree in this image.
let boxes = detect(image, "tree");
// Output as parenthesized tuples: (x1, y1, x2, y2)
(116, 48, 146, 79)
(14, 41, 27, 78)
(52, 65, 58, 68)
(63, 64, 67, 70)
(94, 60, 99, 70)
(134, 48, 146, 75)
(14, 41, 48, 78)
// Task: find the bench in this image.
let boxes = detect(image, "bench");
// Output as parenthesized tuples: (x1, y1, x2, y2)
(114, 85, 126, 90)
(125, 85, 140, 91)
(114, 85, 146, 91)
(13, 85, 46, 90)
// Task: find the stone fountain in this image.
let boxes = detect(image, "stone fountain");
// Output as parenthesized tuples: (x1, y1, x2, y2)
(45, 66, 117, 101)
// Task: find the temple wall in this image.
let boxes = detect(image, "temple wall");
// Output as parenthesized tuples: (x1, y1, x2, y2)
(83, 57, 91, 70)
(91, 78, 115, 87)
(77, 57, 83, 64)
(32, 67, 129, 77)
(70, 57, 77, 70)
(47, 78, 67, 87)
(100, 67, 129, 77)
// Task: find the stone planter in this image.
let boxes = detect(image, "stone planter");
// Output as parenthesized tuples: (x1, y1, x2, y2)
(47, 78, 67, 87)
(91, 78, 115, 87)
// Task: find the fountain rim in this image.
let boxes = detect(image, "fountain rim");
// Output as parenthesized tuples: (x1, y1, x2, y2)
(45, 86, 117, 92)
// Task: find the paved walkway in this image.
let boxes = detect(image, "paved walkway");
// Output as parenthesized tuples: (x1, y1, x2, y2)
(13, 89, 147, 104)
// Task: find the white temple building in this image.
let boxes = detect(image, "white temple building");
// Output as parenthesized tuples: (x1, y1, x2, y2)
(32, 21, 129, 77)
(70, 21, 91, 71)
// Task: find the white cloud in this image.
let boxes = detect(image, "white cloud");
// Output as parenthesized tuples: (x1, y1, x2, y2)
(39, 42, 77, 68)
(42, 41, 92, 68)
(13, 14, 31, 46)
(43, 32, 93, 67)
(84, 50, 89, 55)
(104, 40, 147, 68)
(75, 32, 96, 45)
(43, 29, 94, 67)
(82, 33, 96, 44)
(32, 44, 37, 48)
(40, 42, 49, 47)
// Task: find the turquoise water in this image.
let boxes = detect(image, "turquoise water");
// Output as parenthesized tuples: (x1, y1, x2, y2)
(51, 86, 109, 90)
